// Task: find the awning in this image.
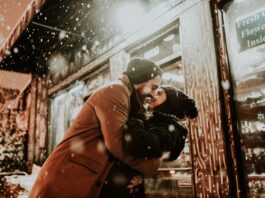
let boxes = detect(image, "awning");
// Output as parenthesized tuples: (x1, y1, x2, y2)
(0, 0, 46, 62)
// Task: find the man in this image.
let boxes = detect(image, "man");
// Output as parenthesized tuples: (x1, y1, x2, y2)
(29, 58, 162, 198)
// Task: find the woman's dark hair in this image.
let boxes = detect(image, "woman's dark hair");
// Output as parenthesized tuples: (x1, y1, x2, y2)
(154, 85, 198, 119)
(124, 58, 162, 84)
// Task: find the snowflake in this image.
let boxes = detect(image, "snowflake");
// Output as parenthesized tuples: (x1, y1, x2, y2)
(97, 141, 106, 153)
(124, 134, 132, 142)
(95, 40, 100, 46)
(82, 45, 87, 51)
(168, 124, 175, 132)
(221, 80, 230, 90)
(13, 48, 19, 54)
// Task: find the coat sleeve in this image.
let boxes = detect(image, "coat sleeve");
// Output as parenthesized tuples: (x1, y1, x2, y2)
(124, 118, 177, 158)
(89, 84, 160, 177)
(166, 122, 188, 161)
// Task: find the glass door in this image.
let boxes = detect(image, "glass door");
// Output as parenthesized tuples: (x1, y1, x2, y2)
(144, 60, 192, 198)
(223, 0, 265, 196)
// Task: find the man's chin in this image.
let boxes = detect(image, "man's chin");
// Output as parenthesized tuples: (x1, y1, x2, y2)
(147, 104, 154, 110)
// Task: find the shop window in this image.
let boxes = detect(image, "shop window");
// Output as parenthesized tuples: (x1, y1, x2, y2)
(129, 21, 193, 197)
(223, 0, 265, 196)
(48, 85, 84, 151)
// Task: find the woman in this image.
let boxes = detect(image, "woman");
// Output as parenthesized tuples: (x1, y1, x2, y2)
(99, 85, 198, 198)
(124, 85, 198, 160)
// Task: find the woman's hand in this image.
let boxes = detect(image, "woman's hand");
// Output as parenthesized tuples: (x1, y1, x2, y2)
(127, 175, 143, 192)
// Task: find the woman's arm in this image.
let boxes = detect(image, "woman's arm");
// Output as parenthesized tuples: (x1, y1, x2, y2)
(165, 121, 188, 161)
(123, 117, 178, 159)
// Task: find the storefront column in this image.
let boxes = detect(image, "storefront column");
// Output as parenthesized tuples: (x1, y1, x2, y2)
(27, 76, 37, 173)
(27, 75, 49, 172)
(180, 0, 230, 197)
(109, 51, 130, 80)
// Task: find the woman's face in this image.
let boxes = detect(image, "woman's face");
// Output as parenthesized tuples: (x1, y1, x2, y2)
(148, 88, 167, 109)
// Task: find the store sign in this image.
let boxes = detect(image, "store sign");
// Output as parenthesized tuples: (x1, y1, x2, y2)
(236, 9, 265, 52)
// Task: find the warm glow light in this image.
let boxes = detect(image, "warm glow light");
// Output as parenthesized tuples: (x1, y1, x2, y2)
(116, 2, 144, 32)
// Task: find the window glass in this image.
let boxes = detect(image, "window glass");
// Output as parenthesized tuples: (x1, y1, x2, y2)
(223, 0, 265, 196)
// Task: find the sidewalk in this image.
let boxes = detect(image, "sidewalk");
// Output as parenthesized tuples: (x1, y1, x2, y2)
(1, 165, 40, 197)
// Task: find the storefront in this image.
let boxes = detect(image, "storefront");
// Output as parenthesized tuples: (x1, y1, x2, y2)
(1, 0, 263, 196)
(0, 0, 253, 196)
(1, 0, 241, 197)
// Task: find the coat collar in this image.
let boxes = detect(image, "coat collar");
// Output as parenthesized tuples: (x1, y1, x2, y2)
(119, 75, 132, 93)
(119, 74, 145, 116)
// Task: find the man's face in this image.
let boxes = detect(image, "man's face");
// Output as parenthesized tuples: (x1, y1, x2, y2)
(148, 88, 167, 109)
(136, 75, 162, 101)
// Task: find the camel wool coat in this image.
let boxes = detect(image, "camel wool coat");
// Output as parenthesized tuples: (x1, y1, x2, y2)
(29, 75, 160, 198)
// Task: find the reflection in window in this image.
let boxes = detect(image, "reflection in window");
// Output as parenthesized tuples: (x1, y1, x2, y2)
(129, 21, 193, 197)
(223, 0, 265, 196)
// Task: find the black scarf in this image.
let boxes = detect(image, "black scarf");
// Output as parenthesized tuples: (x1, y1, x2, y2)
(128, 82, 143, 119)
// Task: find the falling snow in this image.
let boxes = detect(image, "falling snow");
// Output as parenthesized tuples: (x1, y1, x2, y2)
(69, 138, 85, 154)
(168, 124, 175, 132)
(97, 141, 106, 153)
(221, 80, 230, 90)
(124, 134, 132, 142)
(94, 40, 100, 46)
(13, 48, 19, 54)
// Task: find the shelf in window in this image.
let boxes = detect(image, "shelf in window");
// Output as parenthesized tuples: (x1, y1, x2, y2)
(243, 139, 265, 147)
(236, 81, 265, 95)
(235, 66, 265, 95)
(238, 100, 265, 110)
(237, 106, 265, 121)
(241, 132, 265, 142)
(158, 167, 192, 171)
(248, 174, 265, 180)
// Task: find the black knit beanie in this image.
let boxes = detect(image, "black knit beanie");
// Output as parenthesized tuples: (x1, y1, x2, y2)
(154, 85, 198, 119)
(124, 58, 162, 84)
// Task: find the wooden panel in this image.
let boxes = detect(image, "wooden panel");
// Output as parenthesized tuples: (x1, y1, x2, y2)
(27, 75, 49, 171)
(27, 76, 37, 173)
(34, 75, 49, 165)
(180, 1, 230, 197)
